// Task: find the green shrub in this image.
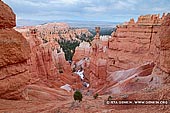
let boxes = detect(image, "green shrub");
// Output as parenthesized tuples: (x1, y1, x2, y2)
(73, 90, 83, 102)
(93, 93, 98, 99)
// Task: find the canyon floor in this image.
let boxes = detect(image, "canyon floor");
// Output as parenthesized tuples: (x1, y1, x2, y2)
(0, 85, 170, 113)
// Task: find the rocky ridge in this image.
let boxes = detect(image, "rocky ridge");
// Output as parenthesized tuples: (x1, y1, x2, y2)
(16, 22, 93, 42)
(108, 14, 166, 73)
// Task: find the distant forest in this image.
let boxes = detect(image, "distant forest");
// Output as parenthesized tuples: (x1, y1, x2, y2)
(57, 27, 116, 61)
(89, 27, 116, 36)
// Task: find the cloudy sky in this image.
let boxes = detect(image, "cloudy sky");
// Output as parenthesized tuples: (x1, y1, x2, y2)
(3, 0, 170, 22)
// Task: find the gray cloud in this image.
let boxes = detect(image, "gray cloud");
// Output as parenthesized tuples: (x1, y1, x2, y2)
(3, 0, 170, 22)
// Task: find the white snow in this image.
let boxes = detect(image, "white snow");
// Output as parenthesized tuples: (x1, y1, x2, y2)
(100, 35, 111, 41)
(86, 83, 89, 87)
(83, 82, 90, 87)
(74, 70, 84, 80)
(60, 84, 72, 92)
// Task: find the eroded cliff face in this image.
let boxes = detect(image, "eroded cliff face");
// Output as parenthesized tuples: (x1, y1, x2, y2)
(0, 0, 31, 99)
(0, 1, 83, 100)
(73, 27, 111, 89)
(156, 13, 170, 74)
(24, 28, 82, 91)
(15, 22, 88, 90)
(26, 29, 58, 83)
(72, 13, 170, 93)
(88, 35, 109, 88)
(107, 14, 170, 87)
(108, 14, 165, 73)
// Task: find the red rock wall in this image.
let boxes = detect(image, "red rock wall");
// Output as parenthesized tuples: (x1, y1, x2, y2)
(0, 1, 15, 28)
(80, 14, 170, 89)
(156, 13, 170, 73)
(108, 14, 165, 73)
(26, 29, 81, 88)
(83, 34, 109, 88)
(0, 1, 83, 100)
(0, 1, 31, 99)
(27, 29, 58, 81)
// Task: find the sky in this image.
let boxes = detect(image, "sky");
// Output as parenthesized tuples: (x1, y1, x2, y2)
(2, 0, 170, 23)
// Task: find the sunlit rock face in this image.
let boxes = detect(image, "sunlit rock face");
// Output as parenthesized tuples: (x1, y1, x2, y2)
(0, 0, 31, 99)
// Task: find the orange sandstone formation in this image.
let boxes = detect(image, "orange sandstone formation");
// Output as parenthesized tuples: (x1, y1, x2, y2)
(0, 1, 15, 28)
(72, 41, 91, 62)
(72, 13, 170, 93)
(156, 13, 170, 73)
(0, 0, 83, 101)
(108, 14, 165, 73)
(0, 0, 31, 99)
(26, 28, 82, 90)
(95, 62, 161, 95)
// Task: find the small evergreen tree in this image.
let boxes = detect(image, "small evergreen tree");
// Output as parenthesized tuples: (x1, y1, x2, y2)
(73, 90, 83, 102)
